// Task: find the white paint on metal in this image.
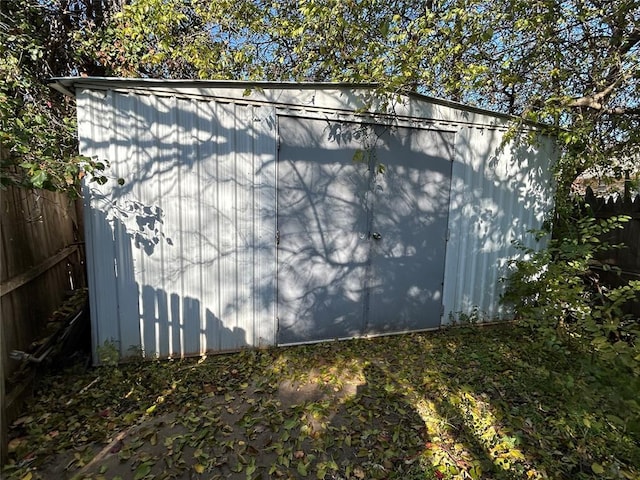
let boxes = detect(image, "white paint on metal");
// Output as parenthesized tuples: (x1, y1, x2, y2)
(69, 79, 557, 362)
(78, 89, 278, 361)
(442, 127, 556, 322)
(57, 78, 516, 128)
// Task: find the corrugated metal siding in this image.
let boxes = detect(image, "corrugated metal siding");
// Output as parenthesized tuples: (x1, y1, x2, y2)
(442, 127, 556, 322)
(78, 90, 277, 361)
(73, 82, 557, 361)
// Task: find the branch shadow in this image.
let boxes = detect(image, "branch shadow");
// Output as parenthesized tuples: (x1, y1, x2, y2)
(87, 206, 248, 362)
(80, 87, 555, 360)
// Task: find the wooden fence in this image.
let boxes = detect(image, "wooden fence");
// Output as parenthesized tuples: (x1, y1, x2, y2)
(583, 186, 640, 316)
(1, 185, 85, 464)
(584, 186, 640, 271)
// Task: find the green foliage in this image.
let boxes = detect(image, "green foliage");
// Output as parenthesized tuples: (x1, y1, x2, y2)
(448, 306, 484, 325)
(4, 0, 638, 196)
(96, 340, 120, 366)
(0, 0, 110, 196)
(503, 215, 640, 375)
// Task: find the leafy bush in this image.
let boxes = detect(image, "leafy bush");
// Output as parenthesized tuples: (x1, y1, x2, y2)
(503, 215, 640, 375)
(1, 0, 111, 196)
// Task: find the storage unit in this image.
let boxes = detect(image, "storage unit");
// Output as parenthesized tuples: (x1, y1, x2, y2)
(52, 78, 557, 361)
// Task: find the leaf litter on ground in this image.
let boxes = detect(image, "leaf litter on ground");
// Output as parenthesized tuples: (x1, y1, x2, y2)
(3, 324, 639, 480)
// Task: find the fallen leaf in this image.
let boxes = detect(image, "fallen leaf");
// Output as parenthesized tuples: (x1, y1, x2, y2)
(353, 466, 365, 479)
(133, 462, 151, 480)
(8, 438, 26, 453)
(14, 416, 34, 426)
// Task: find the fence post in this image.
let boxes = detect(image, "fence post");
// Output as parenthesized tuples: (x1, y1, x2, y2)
(1, 311, 7, 466)
(0, 147, 6, 466)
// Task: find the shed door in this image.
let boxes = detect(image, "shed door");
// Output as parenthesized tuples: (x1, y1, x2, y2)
(366, 126, 454, 334)
(276, 117, 371, 344)
(276, 116, 453, 345)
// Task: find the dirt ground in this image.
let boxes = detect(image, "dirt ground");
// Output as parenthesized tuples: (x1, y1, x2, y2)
(70, 374, 383, 480)
(7, 343, 430, 480)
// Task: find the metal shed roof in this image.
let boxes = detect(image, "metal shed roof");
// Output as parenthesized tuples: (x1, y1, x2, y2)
(50, 77, 530, 126)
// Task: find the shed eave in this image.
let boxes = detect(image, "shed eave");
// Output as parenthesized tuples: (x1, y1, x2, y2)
(49, 76, 380, 95)
(49, 76, 545, 128)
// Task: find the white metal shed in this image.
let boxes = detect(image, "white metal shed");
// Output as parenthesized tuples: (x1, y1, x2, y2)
(52, 78, 556, 362)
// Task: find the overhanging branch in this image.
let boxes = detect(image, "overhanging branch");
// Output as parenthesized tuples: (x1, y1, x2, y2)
(568, 80, 619, 110)
(602, 106, 640, 116)
(567, 68, 637, 114)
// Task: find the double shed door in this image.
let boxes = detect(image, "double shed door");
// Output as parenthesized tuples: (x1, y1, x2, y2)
(276, 115, 454, 345)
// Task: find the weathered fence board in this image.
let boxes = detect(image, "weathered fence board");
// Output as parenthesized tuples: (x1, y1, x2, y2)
(0, 185, 85, 465)
(0, 295, 5, 464)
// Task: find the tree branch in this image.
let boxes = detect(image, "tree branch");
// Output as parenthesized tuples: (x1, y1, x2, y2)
(602, 106, 640, 116)
(567, 61, 639, 113)
(618, 27, 640, 56)
(568, 80, 620, 110)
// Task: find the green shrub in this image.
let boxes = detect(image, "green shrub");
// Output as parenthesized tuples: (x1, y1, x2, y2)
(502, 215, 640, 375)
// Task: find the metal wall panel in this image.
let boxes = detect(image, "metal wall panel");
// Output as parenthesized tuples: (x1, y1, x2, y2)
(78, 90, 119, 360)
(442, 127, 556, 322)
(74, 82, 556, 361)
(58, 77, 519, 131)
(78, 90, 277, 361)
